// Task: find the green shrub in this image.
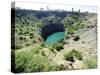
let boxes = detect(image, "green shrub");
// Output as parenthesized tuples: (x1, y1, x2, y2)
(25, 43, 30, 46)
(30, 36, 33, 39)
(18, 31, 23, 35)
(25, 54, 50, 72)
(15, 46, 43, 73)
(19, 36, 26, 41)
(15, 44, 23, 49)
(41, 51, 46, 56)
(20, 47, 55, 72)
(38, 38, 42, 42)
(58, 39, 64, 43)
(31, 45, 42, 54)
(64, 49, 83, 62)
(55, 43, 63, 51)
(29, 32, 33, 36)
(19, 29, 23, 31)
(83, 58, 97, 69)
(49, 46, 55, 53)
(26, 62, 44, 72)
(64, 52, 74, 62)
(24, 31, 29, 35)
(73, 36, 80, 41)
(65, 36, 70, 39)
(14, 44, 70, 73)
(67, 28, 75, 34)
(33, 40, 36, 43)
(47, 64, 67, 71)
(29, 33, 34, 39)
(19, 36, 24, 40)
(41, 43, 46, 47)
(15, 52, 29, 73)
(50, 43, 63, 51)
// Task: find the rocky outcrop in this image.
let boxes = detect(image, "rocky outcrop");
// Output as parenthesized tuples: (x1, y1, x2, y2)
(57, 59, 84, 70)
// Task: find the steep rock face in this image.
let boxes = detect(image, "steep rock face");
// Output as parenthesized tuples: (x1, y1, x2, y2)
(41, 23, 65, 41)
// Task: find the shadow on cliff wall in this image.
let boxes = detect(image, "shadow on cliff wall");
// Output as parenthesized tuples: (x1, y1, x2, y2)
(41, 23, 65, 41)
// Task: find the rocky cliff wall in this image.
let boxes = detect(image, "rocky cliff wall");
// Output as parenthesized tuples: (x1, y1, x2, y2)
(41, 23, 65, 41)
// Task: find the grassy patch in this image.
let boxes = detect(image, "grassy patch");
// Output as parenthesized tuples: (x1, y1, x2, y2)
(13, 44, 67, 72)
(83, 57, 97, 69)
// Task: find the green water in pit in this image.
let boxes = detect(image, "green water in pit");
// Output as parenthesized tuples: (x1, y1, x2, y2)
(45, 32, 65, 45)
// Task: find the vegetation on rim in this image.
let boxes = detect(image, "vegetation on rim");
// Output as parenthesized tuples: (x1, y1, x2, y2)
(11, 8, 97, 72)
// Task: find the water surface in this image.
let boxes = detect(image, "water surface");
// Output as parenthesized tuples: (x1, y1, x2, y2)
(45, 32, 65, 45)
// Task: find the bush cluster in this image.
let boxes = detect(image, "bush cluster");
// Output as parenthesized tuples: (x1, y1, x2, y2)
(83, 58, 97, 69)
(73, 36, 80, 41)
(64, 49, 83, 62)
(51, 43, 63, 51)
(15, 44, 23, 49)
